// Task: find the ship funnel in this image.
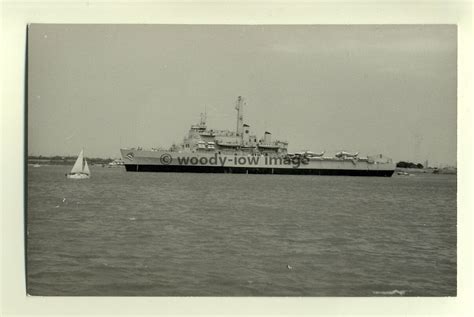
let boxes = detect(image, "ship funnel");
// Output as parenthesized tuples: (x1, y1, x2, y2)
(263, 131, 272, 144)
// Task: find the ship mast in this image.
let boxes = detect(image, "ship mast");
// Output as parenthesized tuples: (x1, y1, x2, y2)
(235, 96, 244, 137)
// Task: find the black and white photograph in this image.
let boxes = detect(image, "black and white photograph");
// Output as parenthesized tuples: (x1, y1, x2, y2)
(24, 24, 458, 297)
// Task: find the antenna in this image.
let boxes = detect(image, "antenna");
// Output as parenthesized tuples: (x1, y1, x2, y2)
(200, 109, 207, 126)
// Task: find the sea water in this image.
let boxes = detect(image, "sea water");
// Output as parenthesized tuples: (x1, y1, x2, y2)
(26, 166, 456, 296)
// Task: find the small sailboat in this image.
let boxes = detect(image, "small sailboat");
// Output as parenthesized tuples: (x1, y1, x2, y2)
(32, 158, 41, 167)
(66, 149, 90, 179)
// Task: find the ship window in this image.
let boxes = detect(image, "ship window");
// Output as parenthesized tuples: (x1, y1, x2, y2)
(245, 130, 249, 134)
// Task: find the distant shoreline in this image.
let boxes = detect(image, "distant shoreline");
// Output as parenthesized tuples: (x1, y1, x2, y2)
(395, 167, 457, 175)
(27, 155, 114, 166)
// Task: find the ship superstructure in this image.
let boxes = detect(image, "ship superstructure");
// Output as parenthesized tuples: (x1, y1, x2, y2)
(180, 96, 288, 156)
(120, 97, 395, 176)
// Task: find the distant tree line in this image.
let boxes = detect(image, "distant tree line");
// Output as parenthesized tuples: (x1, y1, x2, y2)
(396, 161, 424, 169)
(28, 155, 114, 165)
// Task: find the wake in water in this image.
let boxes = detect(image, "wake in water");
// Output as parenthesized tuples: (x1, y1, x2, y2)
(372, 290, 408, 296)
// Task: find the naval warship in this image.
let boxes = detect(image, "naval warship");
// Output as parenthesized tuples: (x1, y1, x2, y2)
(120, 97, 395, 176)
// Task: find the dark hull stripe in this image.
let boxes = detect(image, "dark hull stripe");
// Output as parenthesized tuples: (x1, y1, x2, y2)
(124, 164, 394, 177)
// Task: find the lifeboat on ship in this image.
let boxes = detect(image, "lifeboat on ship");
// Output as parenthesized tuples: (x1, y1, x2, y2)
(215, 140, 240, 147)
(257, 143, 280, 149)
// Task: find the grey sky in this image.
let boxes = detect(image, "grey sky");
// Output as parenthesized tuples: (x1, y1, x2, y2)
(28, 24, 456, 166)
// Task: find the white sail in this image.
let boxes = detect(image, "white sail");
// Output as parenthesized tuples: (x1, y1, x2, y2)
(70, 149, 84, 174)
(83, 159, 90, 175)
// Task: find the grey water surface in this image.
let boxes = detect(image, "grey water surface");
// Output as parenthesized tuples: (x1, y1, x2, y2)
(26, 166, 456, 296)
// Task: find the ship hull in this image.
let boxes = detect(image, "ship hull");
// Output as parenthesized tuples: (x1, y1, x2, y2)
(120, 149, 395, 177)
(124, 164, 394, 176)
(66, 173, 90, 179)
